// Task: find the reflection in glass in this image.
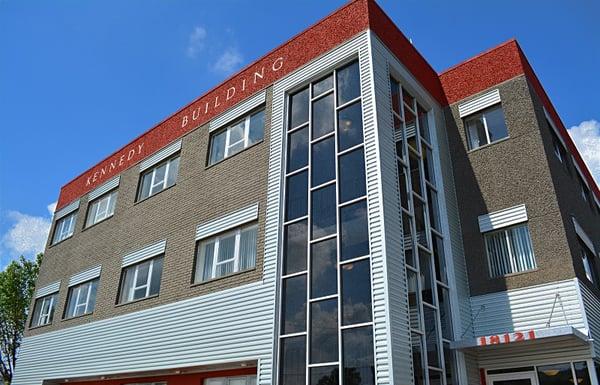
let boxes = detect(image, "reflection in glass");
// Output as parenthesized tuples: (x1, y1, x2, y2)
(312, 185, 337, 239)
(342, 326, 374, 385)
(313, 75, 333, 98)
(419, 249, 434, 305)
(339, 148, 366, 203)
(310, 366, 339, 385)
(311, 238, 337, 298)
(288, 127, 309, 172)
(310, 299, 338, 363)
(341, 260, 372, 325)
(281, 275, 307, 334)
(336, 61, 361, 105)
(338, 101, 364, 151)
(412, 332, 425, 385)
(537, 363, 574, 385)
(424, 305, 440, 368)
(407, 269, 420, 331)
(289, 88, 309, 129)
(284, 220, 307, 275)
(409, 150, 422, 196)
(312, 137, 336, 186)
(574, 361, 592, 385)
(280, 336, 306, 385)
(312, 93, 335, 140)
(340, 200, 370, 260)
(286, 171, 308, 221)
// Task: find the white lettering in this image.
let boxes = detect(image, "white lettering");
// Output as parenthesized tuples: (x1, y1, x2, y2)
(253, 67, 265, 83)
(226, 86, 236, 101)
(272, 57, 284, 71)
(181, 115, 189, 128)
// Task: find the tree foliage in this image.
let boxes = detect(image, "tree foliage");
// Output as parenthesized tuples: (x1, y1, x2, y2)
(0, 254, 42, 385)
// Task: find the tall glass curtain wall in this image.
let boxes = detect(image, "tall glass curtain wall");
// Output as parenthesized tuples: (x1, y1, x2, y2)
(391, 77, 455, 385)
(279, 60, 375, 385)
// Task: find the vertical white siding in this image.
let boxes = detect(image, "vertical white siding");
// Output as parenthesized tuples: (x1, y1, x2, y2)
(579, 280, 600, 357)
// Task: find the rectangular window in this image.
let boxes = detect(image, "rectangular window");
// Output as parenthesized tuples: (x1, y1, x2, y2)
(30, 293, 57, 327)
(194, 224, 257, 283)
(64, 279, 98, 319)
(85, 190, 118, 227)
(485, 224, 536, 277)
(578, 175, 590, 203)
(205, 376, 256, 385)
(464, 104, 508, 150)
(580, 239, 599, 284)
(52, 212, 77, 244)
(118, 256, 163, 303)
(209, 108, 265, 165)
(137, 156, 180, 201)
(548, 120, 567, 164)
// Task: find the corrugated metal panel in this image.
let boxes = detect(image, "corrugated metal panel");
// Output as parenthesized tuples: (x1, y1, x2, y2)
(54, 200, 80, 220)
(209, 91, 267, 132)
(121, 240, 167, 267)
(196, 204, 259, 240)
(470, 279, 586, 336)
(572, 217, 597, 254)
(68, 266, 102, 287)
(88, 176, 120, 201)
(579, 280, 600, 357)
(458, 89, 501, 118)
(35, 281, 60, 298)
(478, 204, 528, 233)
(139, 140, 182, 172)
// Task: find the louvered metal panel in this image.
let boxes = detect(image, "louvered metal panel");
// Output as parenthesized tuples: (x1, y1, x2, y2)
(470, 279, 586, 337)
(68, 266, 102, 287)
(579, 280, 600, 357)
(572, 217, 597, 254)
(458, 89, 501, 118)
(35, 281, 60, 298)
(196, 204, 259, 240)
(54, 200, 80, 220)
(478, 204, 528, 233)
(209, 91, 267, 132)
(139, 139, 182, 172)
(121, 240, 167, 267)
(88, 176, 120, 201)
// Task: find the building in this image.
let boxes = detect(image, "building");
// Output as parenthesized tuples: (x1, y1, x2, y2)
(13, 1, 600, 385)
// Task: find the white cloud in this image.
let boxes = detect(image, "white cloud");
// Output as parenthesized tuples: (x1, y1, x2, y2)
(47, 202, 57, 216)
(568, 119, 600, 184)
(212, 48, 243, 74)
(1, 203, 55, 260)
(186, 26, 207, 58)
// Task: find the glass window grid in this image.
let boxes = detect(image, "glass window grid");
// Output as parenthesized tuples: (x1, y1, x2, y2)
(487, 361, 594, 385)
(463, 105, 508, 150)
(483, 224, 536, 278)
(53, 212, 76, 244)
(280, 61, 373, 384)
(86, 190, 118, 228)
(391, 77, 453, 384)
(119, 256, 162, 303)
(33, 294, 56, 327)
(65, 279, 97, 319)
(138, 156, 180, 201)
(209, 108, 265, 165)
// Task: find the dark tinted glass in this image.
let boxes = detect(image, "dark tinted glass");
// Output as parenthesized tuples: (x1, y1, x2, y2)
(423, 305, 440, 368)
(310, 299, 338, 363)
(289, 88, 309, 129)
(311, 238, 337, 298)
(286, 171, 308, 221)
(403, 211, 414, 266)
(149, 256, 163, 296)
(312, 185, 336, 239)
(390, 79, 400, 114)
(419, 250, 434, 305)
(398, 162, 409, 210)
(412, 332, 425, 385)
(417, 104, 430, 142)
(281, 275, 307, 334)
(409, 150, 422, 196)
(341, 259, 372, 325)
(574, 362, 592, 385)
(312, 93, 335, 140)
(313, 75, 333, 98)
(336, 61, 361, 105)
(279, 336, 306, 385)
(485, 105, 509, 143)
(312, 137, 335, 186)
(342, 326, 374, 385)
(288, 127, 309, 172)
(284, 220, 308, 275)
(339, 148, 366, 203)
(414, 197, 427, 247)
(310, 366, 339, 385)
(537, 363, 573, 385)
(248, 109, 265, 145)
(340, 200, 369, 260)
(338, 101, 364, 151)
(407, 269, 420, 331)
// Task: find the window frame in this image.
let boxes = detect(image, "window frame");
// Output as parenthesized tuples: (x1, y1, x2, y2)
(85, 189, 118, 228)
(64, 279, 98, 319)
(208, 107, 266, 166)
(484, 223, 537, 278)
(118, 256, 163, 304)
(52, 211, 77, 245)
(194, 223, 258, 283)
(31, 293, 57, 328)
(137, 155, 180, 201)
(464, 104, 509, 151)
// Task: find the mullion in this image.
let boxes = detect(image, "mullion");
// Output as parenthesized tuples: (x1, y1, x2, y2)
(306, 81, 314, 385)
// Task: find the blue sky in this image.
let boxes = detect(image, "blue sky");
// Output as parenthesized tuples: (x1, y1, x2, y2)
(0, 0, 598, 267)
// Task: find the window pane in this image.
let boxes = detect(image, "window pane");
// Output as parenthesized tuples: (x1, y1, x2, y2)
(465, 115, 488, 149)
(239, 227, 257, 271)
(152, 163, 167, 193)
(391, 79, 400, 115)
(311, 137, 335, 186)
(427, 187, 440, 231)
(414, 198, 427, 247)
(286, 171, 308, 221)
(311, 238, 337, 298)
(86, 200, 100, 227)
(313, 75, 333, 98)
(210, 131, 227, 165)
(31, 299, 43, 327)
(338, 101, 364, 151)
(312, 93, 335, 140)
(422, 145, 435, 185)
(197, 241, 215, 282)
(65, 288, 78, 318)
(444, 343, 455, 385)
(287, 126, 309, 173)
(409, 150, 422, 196)
(310, 366, 338, 385)
(417, 104, 430, 142)
(398, 163, 409, 210)
(537, 363, 574, 385)
(139, 171, 153, 200)
(419, 249, 434, 305)
(574, 362, 592, 385)
(424, 305, 440, 368)
(135, 261, 150, 288)
(438, 286, 452, 340)
(407, 269, 420, 331)
(432, 234, 447, 284)
(87, 280, 98, 314)
(339, 148, 366, 203)
(336, 61, 361, 105)
(166, 157, 180, 188)
(289, 87, 309, 129)
(107, 191, 118, 217)
(342, 326, 374, 385)
(507, 225, 536, 272)
(341, 259, 372, 325)
(412, 332, 425, 385)
(485, 106, 508, 143)
(403, 211, 415, 267)
(284, 220, 307, 275)
(486, 224, 535, 277)
(312, 184, 336, 239)
(340, 200, 370, 260)
(119, 267, 135, 303)
(281, 274, 307, 334)
(149, 257, 163, 296)
(310, 299, 338, 363)
(248, 109, 265, 145)
(279, 336, 306, 385)
(216, 234, 236, 277)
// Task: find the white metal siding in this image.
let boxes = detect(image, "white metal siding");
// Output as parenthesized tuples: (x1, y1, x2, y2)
(68, 266, 102, 287)
(458, 89, 501, 118)
(88, 176, 120, 201)
(196, 204, 260, 240)
(35, 281, 60, 298)
(470, 279, 586, 336)
(209, 91, 267, 132)
(579, 281, 600, 357)
(573, 217, 597, 254)
(478, 205, 528, 233)
(121, 240, 167, 267)
(139, 139, 182, 172)
(54, 200, 80, 220)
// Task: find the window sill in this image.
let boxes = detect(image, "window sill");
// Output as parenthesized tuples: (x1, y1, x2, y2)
(115, 293, 159, 308)
(62, 312, 94, 322)
(28, 322, 53, 331)
(48, 235, 74, 249)
(489, 267, 538, 279)
(190, 266, 257, 288)
(467, 136, 510, 154)
(204, 139, 264, 170)
(81, 215, 114, 232)
(133, 184, 176, 206)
